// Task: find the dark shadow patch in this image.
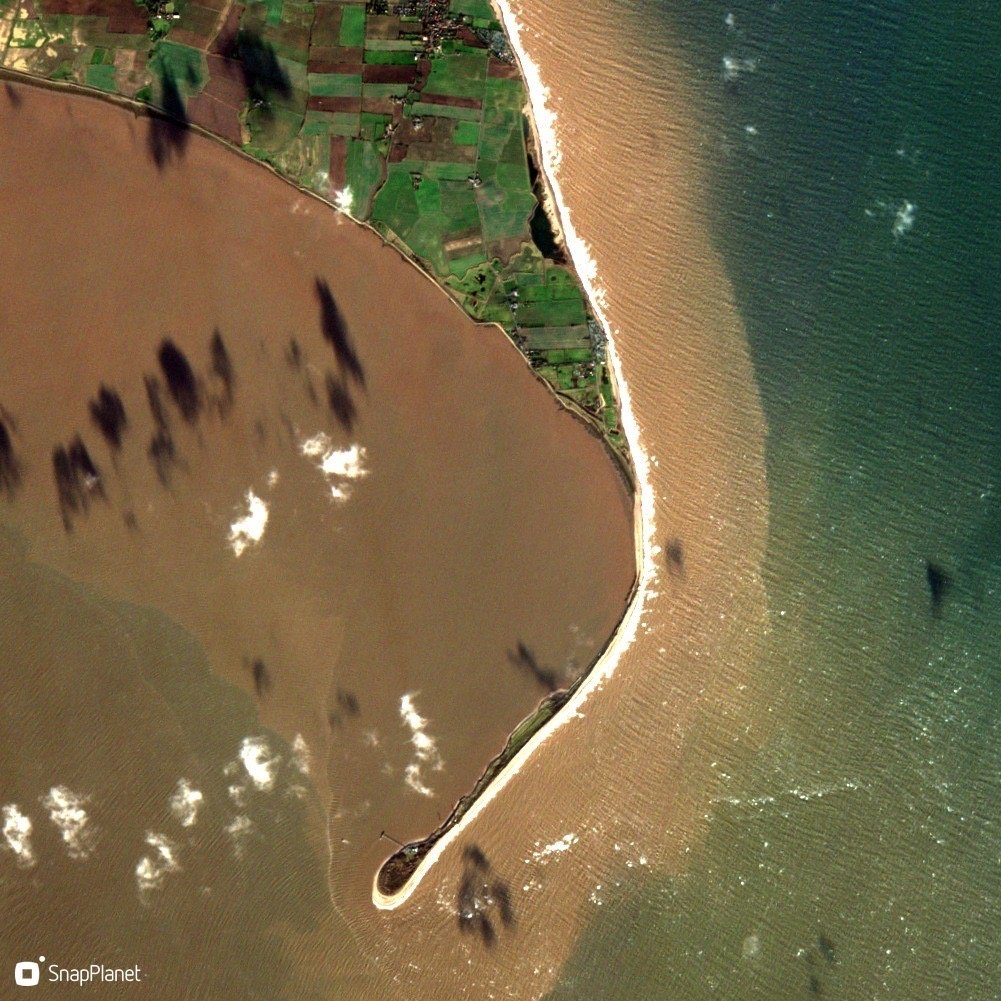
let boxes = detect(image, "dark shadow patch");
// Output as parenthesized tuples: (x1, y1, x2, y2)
(88, 384, 128, 451)
(315, 278, 365, 388)
(665, 537, 685, 576)
(248, 657, 271, 698)
(4, 83, 23, 109)
(144, 374, 179, 484)
(807, 973, 822, 995)
(493, 880, 514, 928)
(69, 437, 103, 494)
(456, 845, 513, 948)
(507, 640, 559, 692)
(817, 932, 836, 965)
(144, 374, 170, 432)
(53, 446, 80, 529)
(223, 29, 292, 116)
(324, 371, 357, 432)
(210, 329, 235, 404)
(336, 689, 360, 717)
(0, 414, 22, 499)
(158, 339, 201, 422)
(286, 338, 303, 369)
(147, 429, 177, 487)
(463, 844, 489, 871)
(52, 436, 104, 530)
(147, 68, 190, 170)
(925, 560, 951, 615)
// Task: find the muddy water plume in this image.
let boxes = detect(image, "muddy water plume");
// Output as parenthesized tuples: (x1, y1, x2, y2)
(0, 80, 633, 997)
(335, 0, 773, 997)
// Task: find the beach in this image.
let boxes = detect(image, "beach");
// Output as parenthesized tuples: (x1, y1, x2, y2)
(341, 0, 773, 996)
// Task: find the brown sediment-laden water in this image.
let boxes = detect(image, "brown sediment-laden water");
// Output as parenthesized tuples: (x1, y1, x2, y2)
(0, 79, 634, 997)
(333, 0, 773, 995)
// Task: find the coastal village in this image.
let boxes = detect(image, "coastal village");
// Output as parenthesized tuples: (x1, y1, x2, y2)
(0, 0, 624, 450)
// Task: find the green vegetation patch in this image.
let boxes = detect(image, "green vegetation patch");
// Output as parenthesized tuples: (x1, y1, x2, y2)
(362, 48, 417, 65)
(362, 37, 419, 51)
(371, 166, 419, 237)
(359, 112, 391, 141)
(345, 138, 383, 218)
(449, 0, 496, 18)
(448, 248, 488, 277)
(362, 81, 411, 98)
(85, 63, 118, 92)
(522, 325, 591, 350)
(424, 50, 487, 100)
(423, 161, 475, 182)
(338, 4, 365, 47)
(308, 72, 361, 97)
(410, 102, 480, 122)
(328, 111, 360, 136)
(453, 119, 480, 145)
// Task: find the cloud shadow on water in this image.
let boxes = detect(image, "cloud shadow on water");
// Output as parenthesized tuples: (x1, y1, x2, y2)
(456, 845, 514, 948)
(0, 412, 22, 499)
(507, 640, 559, 692)
(314, 278, 365, 389)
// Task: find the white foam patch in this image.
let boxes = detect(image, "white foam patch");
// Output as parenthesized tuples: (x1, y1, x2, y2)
(375, 0, 659, 911)
(299, 433, 368, 502)
(228, 489, 269, 557)
(291, 734, 311, 776)
(2, 804, 35, 868)
(239, 736, 281, 791)
(135, 832, 181, 896)
(41, 786, 94, 860)
(526, 832, 578, 865)
(168, 779, 204, 828)
(722, 54, 757, 82)
(399, 693, 443, 797)
(711, 778, 863, 810)
(893, 200, 916, 238)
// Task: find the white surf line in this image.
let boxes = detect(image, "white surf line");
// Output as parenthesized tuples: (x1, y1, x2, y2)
(373, 0, 658, 910)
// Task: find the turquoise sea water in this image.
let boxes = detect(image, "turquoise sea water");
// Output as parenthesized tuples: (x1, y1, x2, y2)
(550, 2, 998, 997)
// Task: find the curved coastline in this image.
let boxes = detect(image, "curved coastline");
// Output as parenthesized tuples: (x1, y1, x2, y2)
(0, 62, 646, 909)
(371, 0, 658, 910)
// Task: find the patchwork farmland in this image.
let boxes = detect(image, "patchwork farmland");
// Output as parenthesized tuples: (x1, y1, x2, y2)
(0, 0, 624, 449)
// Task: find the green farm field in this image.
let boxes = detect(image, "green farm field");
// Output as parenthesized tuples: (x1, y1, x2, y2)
(0, 0, 624, 450)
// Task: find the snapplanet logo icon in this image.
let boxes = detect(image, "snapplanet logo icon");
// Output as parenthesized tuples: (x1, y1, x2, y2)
(13, 955, 143, 987)
(14, 957, 42, 987)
